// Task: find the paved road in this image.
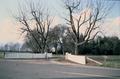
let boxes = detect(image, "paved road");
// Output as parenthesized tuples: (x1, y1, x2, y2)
(0, 59, 120, 79)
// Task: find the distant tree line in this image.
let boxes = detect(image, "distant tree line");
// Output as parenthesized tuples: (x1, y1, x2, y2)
(0, 43, 21, 51)
(78, 36, 120, 55)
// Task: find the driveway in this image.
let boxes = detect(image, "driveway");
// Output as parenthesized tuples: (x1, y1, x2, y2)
(0, 59, 120, 79)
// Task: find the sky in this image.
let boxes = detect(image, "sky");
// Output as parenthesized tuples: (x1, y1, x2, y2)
(0, 0, 120, 45)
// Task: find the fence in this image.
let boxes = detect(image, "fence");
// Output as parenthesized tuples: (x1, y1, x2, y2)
(4, 52, 52, 59)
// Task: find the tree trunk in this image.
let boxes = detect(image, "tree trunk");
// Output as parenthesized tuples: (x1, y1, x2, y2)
(41, 48, 44, 53)
(54, 43, 58, 54)
(75, 42, 78, 55)
(61, 43, 64, 55)
(55, 46, 58, 54)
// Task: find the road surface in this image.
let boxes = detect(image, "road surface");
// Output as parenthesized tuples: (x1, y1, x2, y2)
(0, 59, 120, 79)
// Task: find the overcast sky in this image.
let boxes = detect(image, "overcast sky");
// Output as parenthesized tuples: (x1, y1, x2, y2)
(0, 0, 120, 45)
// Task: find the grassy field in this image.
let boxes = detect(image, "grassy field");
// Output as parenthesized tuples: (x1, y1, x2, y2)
(101, 56, 120, 68)
(0, 52, 4, 58)
(88, 56, 120, 68)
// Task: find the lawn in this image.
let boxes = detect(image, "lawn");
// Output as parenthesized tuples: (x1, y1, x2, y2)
(101, 56, 120, 68)
(0, 52, 4, 58)
(88, 56, 120, 68)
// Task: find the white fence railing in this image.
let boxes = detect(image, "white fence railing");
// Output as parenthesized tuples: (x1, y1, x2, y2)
(5, 53, 52, 58)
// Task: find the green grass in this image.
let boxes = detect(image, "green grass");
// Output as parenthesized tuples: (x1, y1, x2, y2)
(88, 56, 104, 62)
(101, 56, 120, 68)
(0, 52, 4, 58)
(88, 56, 120, 68)
(101, 61, 120, 68)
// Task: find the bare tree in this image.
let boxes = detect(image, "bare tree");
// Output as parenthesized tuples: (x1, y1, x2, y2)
(64, 0, 113, 55)
(16, 1, 53, 53)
